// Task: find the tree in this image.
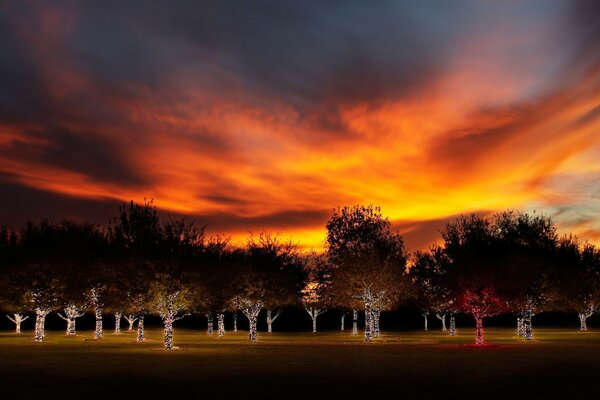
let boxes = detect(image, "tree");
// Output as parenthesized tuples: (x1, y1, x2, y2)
(411, 247, 456, 334)
(232, 233, 302, 342)
(326, 206, 409, 342)
(148, 274, 192, 350)
(301, 252, 331, 333)
(439, 215, 512, 345)
(551, 237, 600, 331)
(494, 211, 557, 340)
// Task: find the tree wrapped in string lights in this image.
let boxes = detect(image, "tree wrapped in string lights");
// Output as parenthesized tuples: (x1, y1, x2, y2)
(149, 275, 192, 350)
(58, 304, 85, 335)
(552, 237, 600, 332)
(411, 247, 455, 334)
(86, 285, 106, 339)
(6, 313, 28, 333)
(326, 206, 410, 342)
(232, 233, 302, 342)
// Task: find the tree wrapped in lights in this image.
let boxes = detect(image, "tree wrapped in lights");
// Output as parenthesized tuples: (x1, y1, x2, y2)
(124, 314, 137, 331)
(326, 206, 410, 342)
(86, 285, 106, 339)
(6, 313, 28, 333)
(551, 237, 600, 331)
(232, 233, 302, 342)
(58, 304, 85, 335)
(149, 274, 192, 350)
(411, 247, 455, 334)
(25, 285, 61, 342)
(265, 309, 282, 333)
(438, 214, 512, 345)
(495, 211, 557, 341)
(233, 295, 263, 342)
(301, 252, 332, 333)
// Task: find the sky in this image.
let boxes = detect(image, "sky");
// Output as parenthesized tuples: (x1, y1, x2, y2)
(0, 0, 599, 251)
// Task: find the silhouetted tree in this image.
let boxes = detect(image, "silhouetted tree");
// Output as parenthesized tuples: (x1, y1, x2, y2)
(326, 206, 409, 341)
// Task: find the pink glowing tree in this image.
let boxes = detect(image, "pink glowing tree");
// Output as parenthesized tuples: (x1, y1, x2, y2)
(460, 288, 505, 345)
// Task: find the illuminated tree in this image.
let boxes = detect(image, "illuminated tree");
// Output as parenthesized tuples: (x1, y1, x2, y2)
(124, 314, 137, 331)
(148, 274, 192, 350)
(326, 206, 410, 342)
(494, 211, 557, 340)
(551, 237, 600, 331)
(58, 304, 85, 335)
(411, 247, 455, 334)
(6, 313, 28, 333)
(301, 252, 331, 333)
(439, 215, 510, 345)
(86, 284, 106, 339)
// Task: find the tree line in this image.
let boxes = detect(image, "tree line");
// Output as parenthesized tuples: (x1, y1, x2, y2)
(0, 202, 598, 349)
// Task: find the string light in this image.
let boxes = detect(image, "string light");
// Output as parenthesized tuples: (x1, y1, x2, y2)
(217, 313, 225, 337)
(125, 314, 137, 331)
(352, 309, 358, 336)
(234, 297, 263, 342)
(114, 312, 122, 334)
(57, 304, 85, 335)
(266, 310, 282, 333)
(6, 313, 28, 333)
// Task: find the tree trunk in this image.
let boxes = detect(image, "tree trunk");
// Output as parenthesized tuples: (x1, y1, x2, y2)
(449, 314, 456, 336)
(523, 311, 533, 340)
(579, 313, 588, 331)
(352, 309, 358, 336)
(341, 313, 345, 331)
(517, 317, 524, 337)
(436, 313, 447, 331)
(95, 307, 103, 339)
(163, 318, 174, 350)
(206, 312, 214, 335)
(249, 315, 258, 342)
(125, 315, 136, 331)
(266, 310, 273, 333)
(7, 313, 28, 333)
(233, 312, 238, 332)
(114, 312, 122, 334)
(364, 303, 372, 342)
(66, 318, 76, 335)
(137, 315, 145, 342)
(475, 317, 484, 346)
(304, 306, 321, 333)
(34, 309, 48, 342)
(373, 308, 381, 338)
(218, 313, 225, 337)
(423, 312, 429, 331)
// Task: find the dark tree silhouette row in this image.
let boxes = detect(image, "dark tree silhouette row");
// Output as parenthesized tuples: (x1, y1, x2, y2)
(0, 202, 598, 348)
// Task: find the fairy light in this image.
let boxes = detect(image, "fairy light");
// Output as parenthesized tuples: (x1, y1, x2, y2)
(352, 309, 358, 336)
(217, 313, 225, 337)
(114, 312, 123, 334)
(87, 286, 105, 339)
(435, 313, 447, 331)
(449, 313, 456, 336)
(57, 304, 85, 335)
(206, 312, 214, 335)
(266, 309, 282, 333)
(579, 304, 596, 331)
(137, 315, 145, 341)
(6, 313, 28, 333)
(234, 296, 263, 342)
(156, 291, 188, 350)
(125, 314, 137, 331)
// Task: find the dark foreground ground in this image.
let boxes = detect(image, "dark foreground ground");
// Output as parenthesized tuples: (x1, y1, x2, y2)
(1, 327, 599, 399)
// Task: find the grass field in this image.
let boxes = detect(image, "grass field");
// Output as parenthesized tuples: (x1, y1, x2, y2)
(1, 327, 599, 399)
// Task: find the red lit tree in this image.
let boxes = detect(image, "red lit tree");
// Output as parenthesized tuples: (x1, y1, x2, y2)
(439, 215, 510, 345)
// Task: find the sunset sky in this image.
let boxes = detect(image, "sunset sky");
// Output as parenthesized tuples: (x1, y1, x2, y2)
(1, 1, 599, 251)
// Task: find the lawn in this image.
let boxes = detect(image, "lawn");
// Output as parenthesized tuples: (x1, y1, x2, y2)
(1, 327, 599, 399)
